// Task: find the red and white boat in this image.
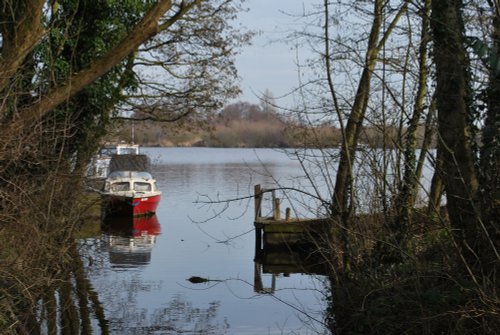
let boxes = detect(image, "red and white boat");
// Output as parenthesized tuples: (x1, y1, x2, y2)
(102, 170, 161, 217)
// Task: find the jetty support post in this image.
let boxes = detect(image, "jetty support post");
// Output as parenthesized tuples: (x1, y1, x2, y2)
(254, 184, 263, 254)
(273, 197, 281, 220)
(254, 184, 262, 220)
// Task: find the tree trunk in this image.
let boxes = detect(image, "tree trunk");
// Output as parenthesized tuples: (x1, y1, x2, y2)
(479, 7, 500, 265)
(331, 0, 382, 217)
(398, 0, 431, 228)
(427, 147, 444, 217)
(331, 0, 410, 218)
(430, 0, 481, 262)
(330, 0, 383, 270)
(415, 97, 437, 201)
(0, 0, 45, 93)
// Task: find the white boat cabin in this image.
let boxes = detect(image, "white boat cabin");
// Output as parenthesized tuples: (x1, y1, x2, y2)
(104, 171, 160, 195)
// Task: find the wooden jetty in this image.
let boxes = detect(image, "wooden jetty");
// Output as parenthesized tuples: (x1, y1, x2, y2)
(252, 184, 331, 293)
(253, 184, 331, 249)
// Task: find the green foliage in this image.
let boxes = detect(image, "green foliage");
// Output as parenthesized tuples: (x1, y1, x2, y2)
(22, 0, 153, 167)
(467, 36, 499, 71)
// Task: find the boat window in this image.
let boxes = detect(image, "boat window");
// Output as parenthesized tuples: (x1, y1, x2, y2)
(111, 182, 130, 191)
(118, 147, 139, 155)
(134, 182, 151, 192)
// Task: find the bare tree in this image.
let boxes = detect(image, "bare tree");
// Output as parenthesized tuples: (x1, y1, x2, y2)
(278, 0, 498, 332)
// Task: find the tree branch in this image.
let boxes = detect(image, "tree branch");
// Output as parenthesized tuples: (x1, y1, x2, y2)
(0, 0, 46, 93)
(8, 0, 183, 131)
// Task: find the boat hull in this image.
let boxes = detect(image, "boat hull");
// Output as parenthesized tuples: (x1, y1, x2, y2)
(102, 193, 161, 217)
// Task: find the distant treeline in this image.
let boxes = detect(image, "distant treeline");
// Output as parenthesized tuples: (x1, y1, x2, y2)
(115, 101, 432, 149)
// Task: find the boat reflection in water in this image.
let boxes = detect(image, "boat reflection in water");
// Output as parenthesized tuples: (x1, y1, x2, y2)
(101, 215, 161, 269)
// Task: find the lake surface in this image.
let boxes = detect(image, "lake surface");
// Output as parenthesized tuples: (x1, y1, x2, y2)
(81, 147, 331, 334)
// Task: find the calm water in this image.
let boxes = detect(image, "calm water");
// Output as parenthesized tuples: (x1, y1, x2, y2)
(82, 148, 331, 334)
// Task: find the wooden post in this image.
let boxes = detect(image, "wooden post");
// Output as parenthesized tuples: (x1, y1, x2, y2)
(254, 184, 262, 220)
(273, 198, 281, 220)
(254, 184, 263, 269)
(285, 207, 291, 221)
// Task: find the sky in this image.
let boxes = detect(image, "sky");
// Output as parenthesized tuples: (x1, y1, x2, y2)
(233, 1, 312, 106)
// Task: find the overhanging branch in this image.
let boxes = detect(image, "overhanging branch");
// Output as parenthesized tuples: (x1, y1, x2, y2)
(7, 0, 190, 132)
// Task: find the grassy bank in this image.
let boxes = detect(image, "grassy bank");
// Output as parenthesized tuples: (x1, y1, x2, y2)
(114, 118, 428, 149)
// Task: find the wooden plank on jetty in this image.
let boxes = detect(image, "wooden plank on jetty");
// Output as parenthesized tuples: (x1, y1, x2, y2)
(255, 217, 329, 233)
